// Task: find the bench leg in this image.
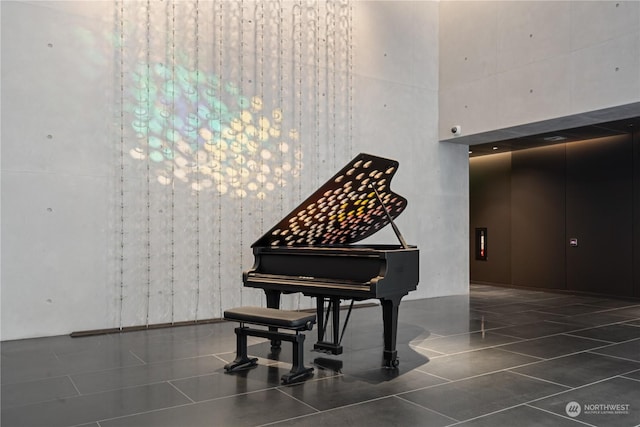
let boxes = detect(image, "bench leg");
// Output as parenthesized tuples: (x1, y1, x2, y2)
(281, 333, 314, 385)
(224, 326, 259, 372)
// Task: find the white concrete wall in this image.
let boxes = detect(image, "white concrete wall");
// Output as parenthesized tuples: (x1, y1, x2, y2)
(439, 1, 640, 140)
(1, 1, 468, 340)
(354, 1, 469, 300)
(1, 1, 116, 339)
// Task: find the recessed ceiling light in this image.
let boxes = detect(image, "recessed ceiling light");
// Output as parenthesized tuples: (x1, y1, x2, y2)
(492, 146, 498, 150)
(543, 136, 567, 142)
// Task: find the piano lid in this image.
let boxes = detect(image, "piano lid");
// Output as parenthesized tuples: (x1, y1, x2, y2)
(253, 153, 408, 247)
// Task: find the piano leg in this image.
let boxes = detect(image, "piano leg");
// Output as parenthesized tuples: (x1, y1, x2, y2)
(264, 289, 281, 309)
(380, 294, 404, 368)
(264, 290, 282, 349)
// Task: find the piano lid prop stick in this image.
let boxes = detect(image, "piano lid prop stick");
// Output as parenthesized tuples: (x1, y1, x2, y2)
(371, 184, 409, 250)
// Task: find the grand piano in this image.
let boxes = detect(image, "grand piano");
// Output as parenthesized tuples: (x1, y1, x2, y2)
(243, 153, 419, 368)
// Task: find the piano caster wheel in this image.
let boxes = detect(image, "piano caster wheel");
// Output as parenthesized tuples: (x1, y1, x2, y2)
(383, 358, 399, 369)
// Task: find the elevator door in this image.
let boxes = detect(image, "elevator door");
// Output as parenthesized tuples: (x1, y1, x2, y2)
(565, 135, 633, 296)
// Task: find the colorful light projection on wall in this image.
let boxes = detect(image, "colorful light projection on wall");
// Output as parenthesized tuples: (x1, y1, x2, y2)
(126, 60, 303, 199)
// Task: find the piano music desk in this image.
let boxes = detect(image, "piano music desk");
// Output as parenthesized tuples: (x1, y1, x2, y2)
(223, 306, 317, 385)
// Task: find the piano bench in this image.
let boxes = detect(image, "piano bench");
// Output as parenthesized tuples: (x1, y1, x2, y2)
(223, 307, 317, 385)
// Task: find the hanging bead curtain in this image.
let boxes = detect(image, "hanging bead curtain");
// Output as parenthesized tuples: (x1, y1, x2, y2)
(110, 0, 353, 328)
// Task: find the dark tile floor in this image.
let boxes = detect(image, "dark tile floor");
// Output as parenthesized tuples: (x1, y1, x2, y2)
(2, 284, 640, 427)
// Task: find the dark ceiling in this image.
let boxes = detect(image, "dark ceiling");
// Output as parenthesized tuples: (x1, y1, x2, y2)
(468, 116, 640, 157)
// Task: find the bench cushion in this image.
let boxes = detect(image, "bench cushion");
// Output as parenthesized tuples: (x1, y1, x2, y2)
(224, 307, 316, 330)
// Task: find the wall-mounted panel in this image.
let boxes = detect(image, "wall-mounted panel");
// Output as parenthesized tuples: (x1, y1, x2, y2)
(565, 135, 633, 296)
(511, 144, 566, 289)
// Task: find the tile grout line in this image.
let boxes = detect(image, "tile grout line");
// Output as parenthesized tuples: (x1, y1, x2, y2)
(393, 394, 460, 423)
(508, 370, 574, 389)
(258, 392, 389, 427)
(129, 349, 147, 364)
(94, 386, 287, 426)
(166, 380, 196, 404)
(620, 374, 640, 383)
(522, 374, 633, 407)
(67, 375, 83, 396)
(523, 403, 599, 426)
